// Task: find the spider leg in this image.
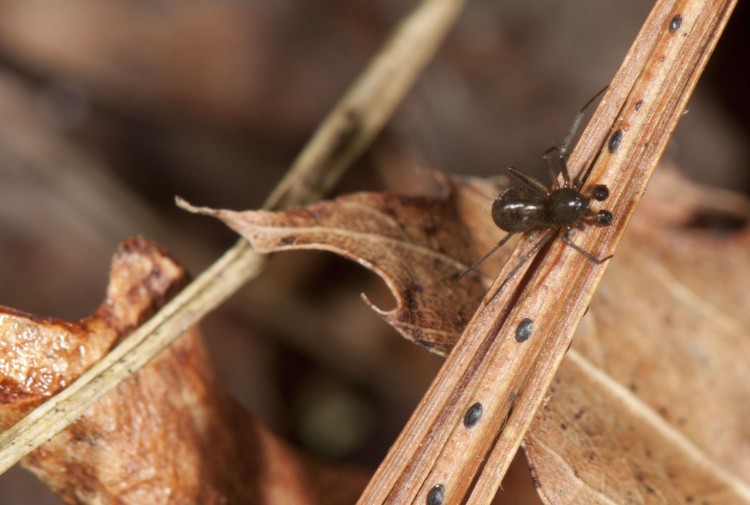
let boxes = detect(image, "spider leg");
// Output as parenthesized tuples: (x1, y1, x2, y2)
(455, 232, 516, 281)
(542, 146, 565, 189)
(561, 228, 612, 264)
(507, 165, 548, 194)
(560, 86, 609, 189)
(560, 86, 608, 156)
(559, 111, 583, 162)
(558, 148, 574, 189)
(484, 229, 557, 303)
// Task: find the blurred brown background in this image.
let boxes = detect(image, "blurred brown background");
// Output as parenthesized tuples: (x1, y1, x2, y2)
(0, 0, 747, 503)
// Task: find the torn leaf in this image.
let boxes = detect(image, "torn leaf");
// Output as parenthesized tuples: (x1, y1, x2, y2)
(178, 175, 513, 355)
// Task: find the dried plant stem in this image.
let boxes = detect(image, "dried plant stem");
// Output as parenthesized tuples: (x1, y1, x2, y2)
(358, 0, 737, 503)
(467, 3, 738, 502)
(0, 0, 468, 475)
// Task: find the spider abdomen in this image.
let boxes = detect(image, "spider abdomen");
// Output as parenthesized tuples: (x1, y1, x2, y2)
(492, 187, 546, 232)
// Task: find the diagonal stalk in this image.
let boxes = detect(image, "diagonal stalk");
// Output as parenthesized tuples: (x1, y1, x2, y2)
(0, 0, 468, 474)
(357, 0, 738, 503)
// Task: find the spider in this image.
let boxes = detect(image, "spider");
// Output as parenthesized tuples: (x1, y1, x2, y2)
(457, 88, 613, 289)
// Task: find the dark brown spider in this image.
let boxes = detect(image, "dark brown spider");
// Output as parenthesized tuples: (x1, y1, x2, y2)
(457, 88, 613, 288)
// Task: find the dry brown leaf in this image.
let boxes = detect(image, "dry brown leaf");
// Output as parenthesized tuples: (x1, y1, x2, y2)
(0, 237, 367, 505)
(525, 166, 750, 504)
(179, 174, 512, 356)
(183, 167, 750, 501)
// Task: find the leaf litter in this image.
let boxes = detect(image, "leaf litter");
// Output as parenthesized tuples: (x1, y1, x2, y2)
(180, 173, 515, 356)
(0, 237, 367, 505)
(182, 166, 750, 503)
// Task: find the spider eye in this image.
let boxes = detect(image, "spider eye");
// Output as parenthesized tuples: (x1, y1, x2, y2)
(589, 185, 609, 201)
(594, 210, 613, 226)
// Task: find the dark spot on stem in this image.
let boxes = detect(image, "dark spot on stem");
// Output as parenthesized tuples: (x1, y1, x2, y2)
(609, 130, 623, 153)
(516, 318, 533, 342)
(427, 484, 445, 505)
(669, 14, 682, 32)
(464, 402, 483, 428)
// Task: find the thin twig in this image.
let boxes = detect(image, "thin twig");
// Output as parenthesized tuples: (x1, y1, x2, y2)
(0, 0, 468, 474)
(357, 0, 737, 503)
